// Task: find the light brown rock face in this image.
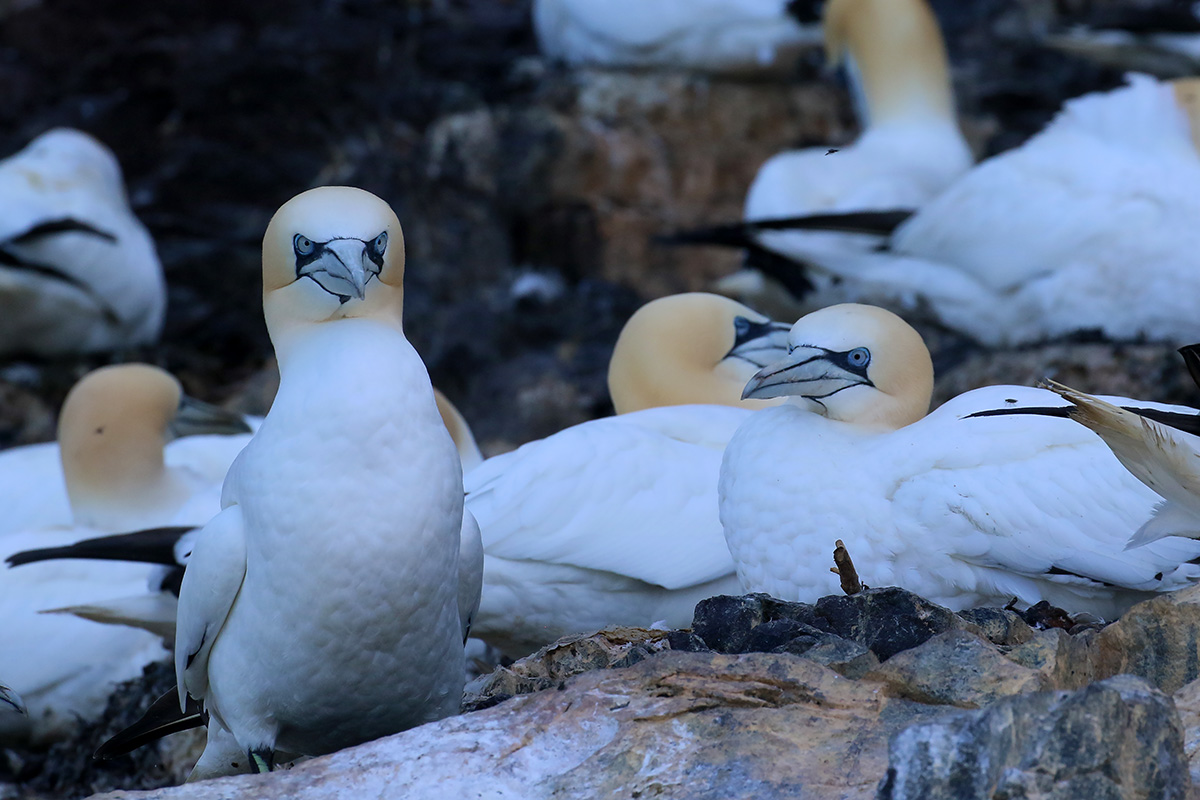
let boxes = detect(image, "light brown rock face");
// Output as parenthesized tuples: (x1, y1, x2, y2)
(86, 652, 951, 800)
(1090, 585, 1200, 695)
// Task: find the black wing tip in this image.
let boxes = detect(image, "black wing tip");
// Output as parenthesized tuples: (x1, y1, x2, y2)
(8, 526, 197, 569)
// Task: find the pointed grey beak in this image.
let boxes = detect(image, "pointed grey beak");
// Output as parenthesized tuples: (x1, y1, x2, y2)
(300, 239, 379, 301)
(742, 346, 872, 401)
(168, 395, 253, 439)
(0, 683, 25, 716)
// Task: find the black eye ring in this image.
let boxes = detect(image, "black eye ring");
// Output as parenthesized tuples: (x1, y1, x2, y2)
(373, 231, 388, 256)
(847, 347, 871, 368)
(294, 234, 314, 256)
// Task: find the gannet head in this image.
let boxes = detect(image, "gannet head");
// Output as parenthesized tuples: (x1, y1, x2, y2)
(261, 186, 405, 342)
(822, 0, 955, 127)
(11, 128, 127, 201)
(607, 293, 791, 414)
(1172, 78, 1200, 154)
(742, 303, 933, 429)
(58, 364, 247, 529)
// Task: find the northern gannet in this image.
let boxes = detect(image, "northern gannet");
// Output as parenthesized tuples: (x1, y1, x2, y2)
(533, 0, 822, 76)
(719, 303, 1200, 618)
(468, 294, 790, 656)
(0, 128, 164, 356)
(167, 186, 477, 777)
(711, 0, 970, 301)
(706, 75, 1200, 346)
(0, 365, 250, 743)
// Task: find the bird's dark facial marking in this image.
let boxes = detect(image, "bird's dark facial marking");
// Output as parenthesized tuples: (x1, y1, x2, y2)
(292, 231, 388, 301)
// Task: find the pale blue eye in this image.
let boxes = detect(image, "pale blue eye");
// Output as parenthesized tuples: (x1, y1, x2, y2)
(373, 231, 388, 256)
(294, 234, 314, 256)
(848, 347, 870, 368)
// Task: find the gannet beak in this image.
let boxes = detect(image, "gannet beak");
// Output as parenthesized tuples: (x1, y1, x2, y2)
(297, 238, 382, 302)
(724, 317, 793, 369)
(0, 684, 25, 716)
(168, 395, 253, 439)
(742, 345, 873, 401)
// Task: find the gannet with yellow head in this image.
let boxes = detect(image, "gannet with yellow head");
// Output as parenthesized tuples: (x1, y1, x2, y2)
(171, 186, 478, 778)
(0, 128, 164, 356)
(608, 292, 790, 414)
(467, 293, 792, 657)
(0, 364, 251, 744)
(720, 304, 1200, 618)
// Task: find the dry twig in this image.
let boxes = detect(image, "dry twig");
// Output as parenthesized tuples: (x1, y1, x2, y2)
(830, 539, 866, 595)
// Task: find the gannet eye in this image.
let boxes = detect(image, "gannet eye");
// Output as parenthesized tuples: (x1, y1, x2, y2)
(733, 316, 751, 337)
(294, 235, 314, 256)
(847, 347, 871, 368)
(372, 231, 388, 256)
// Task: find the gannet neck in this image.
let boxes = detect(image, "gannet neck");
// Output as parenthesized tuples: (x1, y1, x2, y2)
(744, 303, 933, 430)
(823, 0, 956, 128)
(261, 186, 406, 350)
(58, 364, 189, 529)
(608, 293, 786, 413)
(1172, 78, 1200, 153)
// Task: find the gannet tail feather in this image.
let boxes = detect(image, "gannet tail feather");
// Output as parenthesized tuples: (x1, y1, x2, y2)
(94, 688, 204, 760)
(6, 526, 196, 568)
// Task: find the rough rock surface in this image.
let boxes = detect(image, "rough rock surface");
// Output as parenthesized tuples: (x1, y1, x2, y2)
(86, 652, 954, 800)
(878, 675, 1189, 800)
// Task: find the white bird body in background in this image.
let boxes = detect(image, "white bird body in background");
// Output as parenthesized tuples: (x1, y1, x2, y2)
(750, 76, 1200, 346)
(0, 128, 164, 356)
(470, 293, 789, 656)
(173, 186, 477, 777)
(533, 0, 821, 75)
(719, 304, 1200, 619)
(0, 365, 249, 744)
(736, 0, 971, 298)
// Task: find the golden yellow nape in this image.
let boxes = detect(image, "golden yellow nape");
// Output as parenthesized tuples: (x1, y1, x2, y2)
(607, 292, 783, 414)
(57, 364, 181, 520)
(1171, 78, 1200, 153)
(821, 0, 954, 125)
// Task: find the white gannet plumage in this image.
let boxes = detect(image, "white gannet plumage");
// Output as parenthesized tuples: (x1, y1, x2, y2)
(1045, 378, 1200, 548)
(769, 75, 1200, 345)
(0, 365, 249, 744)
(719, 303, 1200, 619)
(735, 0, 971, 297)
(175, 186, 477, 777)
(533, 0, 821, 75)
(0, 128, 164, 356)
(469, 293, 789, 656)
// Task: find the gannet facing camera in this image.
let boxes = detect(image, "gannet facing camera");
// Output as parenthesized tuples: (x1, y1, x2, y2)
(159, 186, 478, 778)
(719, 304, 1200, 619)
(0, 128, 164, 356)
(533, 0, 822, 76)
(468, 293, 790, 657)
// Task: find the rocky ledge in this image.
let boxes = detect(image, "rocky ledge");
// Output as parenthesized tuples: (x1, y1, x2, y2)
(70, 584, 1200, 800)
